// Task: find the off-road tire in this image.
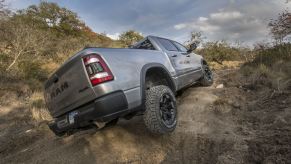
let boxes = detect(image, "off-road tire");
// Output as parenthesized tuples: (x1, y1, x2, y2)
(143, 85, 177, 134)
(200, 62, 214, 86)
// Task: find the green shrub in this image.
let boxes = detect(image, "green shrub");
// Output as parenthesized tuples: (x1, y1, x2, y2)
(240, 43, 291, 91)
(251, 43, 291, 67)
(197, 41, 247, 64)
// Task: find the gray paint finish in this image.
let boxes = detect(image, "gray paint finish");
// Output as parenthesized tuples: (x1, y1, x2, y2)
(44, 36, 204, 118)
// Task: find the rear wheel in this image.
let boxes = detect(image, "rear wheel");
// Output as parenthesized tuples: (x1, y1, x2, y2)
(143, 85, 177, 134)
(200, 61, 213, 86)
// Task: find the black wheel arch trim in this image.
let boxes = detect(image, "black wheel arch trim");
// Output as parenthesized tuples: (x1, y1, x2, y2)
(200, 58, 214, 80)
(200, 59, 208, 74)
(201, 58, 210, 66)
(140, 63, 177, 110)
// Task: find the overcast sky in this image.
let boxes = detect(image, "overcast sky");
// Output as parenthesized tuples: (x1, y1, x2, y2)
(6, 0, 291, 45)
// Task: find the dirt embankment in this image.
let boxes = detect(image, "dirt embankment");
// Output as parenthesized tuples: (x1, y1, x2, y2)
(0, 70, 290, 163)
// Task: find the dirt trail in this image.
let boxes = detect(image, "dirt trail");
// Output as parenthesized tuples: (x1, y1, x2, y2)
(0, 70, 290, 163)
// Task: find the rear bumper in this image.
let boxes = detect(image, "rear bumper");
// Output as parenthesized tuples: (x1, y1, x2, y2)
(48, 91, 128, 136)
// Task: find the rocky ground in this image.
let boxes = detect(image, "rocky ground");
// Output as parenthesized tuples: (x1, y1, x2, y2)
(0, 69, 290, 164)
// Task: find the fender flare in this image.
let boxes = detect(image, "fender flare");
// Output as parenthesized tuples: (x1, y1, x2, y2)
(140, 63, 176, 110)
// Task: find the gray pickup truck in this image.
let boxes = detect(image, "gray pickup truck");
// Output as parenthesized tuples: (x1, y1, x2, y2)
(44, 36, 213, 136)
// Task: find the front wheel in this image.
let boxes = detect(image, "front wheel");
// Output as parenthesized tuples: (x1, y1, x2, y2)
(143, 85, 177, 134)
(199, 61, 213, 86)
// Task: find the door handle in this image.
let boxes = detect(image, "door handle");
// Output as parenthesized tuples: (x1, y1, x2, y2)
(171, 54, 177, 57)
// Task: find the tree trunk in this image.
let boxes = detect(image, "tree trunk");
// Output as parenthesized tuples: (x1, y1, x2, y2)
(6, 51, 21, 71)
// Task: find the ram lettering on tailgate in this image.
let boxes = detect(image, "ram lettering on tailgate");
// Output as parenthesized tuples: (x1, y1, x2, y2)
(50, 82, 69, 99)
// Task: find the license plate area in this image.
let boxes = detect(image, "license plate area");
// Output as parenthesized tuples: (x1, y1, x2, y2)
(57, 118, 68, 128)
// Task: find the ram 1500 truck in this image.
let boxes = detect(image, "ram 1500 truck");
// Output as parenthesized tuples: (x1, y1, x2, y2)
(44, 36, 213, 136)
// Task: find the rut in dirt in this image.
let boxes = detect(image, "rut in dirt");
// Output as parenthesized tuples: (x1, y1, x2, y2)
(0, 72, 246, 164)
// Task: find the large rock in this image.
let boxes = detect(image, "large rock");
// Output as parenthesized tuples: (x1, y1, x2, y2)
(216, 84, 224, 88)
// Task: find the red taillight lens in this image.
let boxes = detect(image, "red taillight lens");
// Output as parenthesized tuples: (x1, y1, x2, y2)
(83, 54, 114, 86)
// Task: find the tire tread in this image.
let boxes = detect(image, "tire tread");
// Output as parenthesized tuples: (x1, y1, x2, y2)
(143, 85, 176, 134)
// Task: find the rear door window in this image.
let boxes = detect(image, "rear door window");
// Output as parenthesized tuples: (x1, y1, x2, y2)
(158, 38, 179, 51)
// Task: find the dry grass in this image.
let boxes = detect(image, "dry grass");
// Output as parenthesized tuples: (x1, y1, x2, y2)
(29, 92, 52, 122)
(238, 44, 291, 92)
(41, 61, 60, 76)
(209, 61, 243, 70)
(240, 60, 291, 92)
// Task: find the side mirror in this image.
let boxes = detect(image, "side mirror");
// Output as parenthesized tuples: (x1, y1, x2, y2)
(187, 43, 197, 53)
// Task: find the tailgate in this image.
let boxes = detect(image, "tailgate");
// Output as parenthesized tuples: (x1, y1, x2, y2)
(44, 57, 96, 118)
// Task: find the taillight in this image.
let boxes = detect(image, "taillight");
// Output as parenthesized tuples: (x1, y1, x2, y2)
(83, 54, 114, 86)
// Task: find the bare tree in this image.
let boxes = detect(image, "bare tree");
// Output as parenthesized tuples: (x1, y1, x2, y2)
(0, 18, 50, 71)
(0, 0, 9, 18)
(185, 31, 206, 48)
(0, 0, 5, 17)
(269, 11, 291, 44)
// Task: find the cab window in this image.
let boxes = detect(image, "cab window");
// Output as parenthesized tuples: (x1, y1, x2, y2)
(157, 38, 179, 51)
(172, 41, 188, 52)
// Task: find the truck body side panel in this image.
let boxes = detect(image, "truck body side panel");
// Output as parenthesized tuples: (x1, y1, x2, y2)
(44, 36, 203, 119)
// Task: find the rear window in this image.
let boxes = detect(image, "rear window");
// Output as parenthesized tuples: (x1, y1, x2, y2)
(133, 39, 156, 50)
(158, 38, 179, 51)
